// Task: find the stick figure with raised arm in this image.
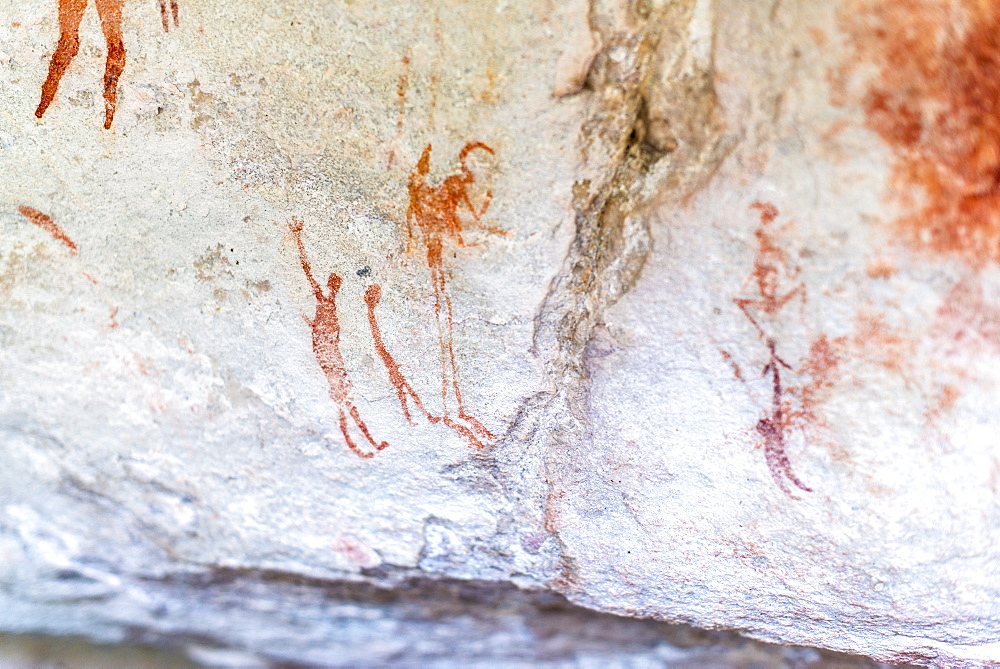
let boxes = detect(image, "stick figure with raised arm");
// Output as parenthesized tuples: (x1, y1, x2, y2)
(403, 141, 507, 449)
(289, 218, 389, 459)
(35, 0, 178, 129)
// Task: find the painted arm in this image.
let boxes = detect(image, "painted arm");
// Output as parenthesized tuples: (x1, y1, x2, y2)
(734, 297, 765, 338)
(461, 190, 508, 236)
(289, 218, 323, 299)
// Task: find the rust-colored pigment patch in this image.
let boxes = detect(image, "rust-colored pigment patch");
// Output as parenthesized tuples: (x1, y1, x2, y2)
(290, 218, 388, 459)
(787, 334, 847, 432)
(851, 310, 912, 374)
(17, 206, 78, 254)
(839, 0, 1000, 266)
(719, 348, 744, 382)
(36, 0, 178, 129)
(405, 141, 506, 449)
(396, 53, 410, 130)
(932, 278, 1000, 355)
(866, 257, 897, 279)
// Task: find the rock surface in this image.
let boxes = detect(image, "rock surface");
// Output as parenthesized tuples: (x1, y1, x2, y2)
(0, 0, 998, 665)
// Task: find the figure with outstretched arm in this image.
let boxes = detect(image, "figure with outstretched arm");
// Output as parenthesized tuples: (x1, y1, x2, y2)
(289, 218, 389, 459)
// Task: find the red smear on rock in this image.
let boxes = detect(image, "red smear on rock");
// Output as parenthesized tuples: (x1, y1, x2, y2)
(933, 278, 1000, 354)
(839, 0, 1000, 266)
(18, 206, 78, 254)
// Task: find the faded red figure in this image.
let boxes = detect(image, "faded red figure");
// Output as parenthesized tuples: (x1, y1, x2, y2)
(35, 0, 178, 129)
(734, 202, 805, 337)
(289, 218, 389, 459)
(734, 202, 811, 496)
(404, 142, 506, 448)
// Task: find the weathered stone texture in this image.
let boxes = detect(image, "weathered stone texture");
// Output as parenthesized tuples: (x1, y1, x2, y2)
(1, 0, 998, 665)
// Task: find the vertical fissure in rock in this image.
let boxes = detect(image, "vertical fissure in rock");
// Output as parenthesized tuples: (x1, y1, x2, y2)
(491, 0, 729, 590)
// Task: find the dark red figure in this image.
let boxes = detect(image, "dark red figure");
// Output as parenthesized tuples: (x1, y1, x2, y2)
(734, 203, 811, 496)
(405, 142, 506, 449)
(756, 339, 812, 496)
(35, 0, 178, 129)
(290, 218, 388, 459)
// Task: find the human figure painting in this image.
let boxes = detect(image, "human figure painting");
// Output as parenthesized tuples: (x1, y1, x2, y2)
(35, 0, 178, 129)
(289, 218, 389, 459)
(401, 142, 507, 449)
(288, 142, 505, 459)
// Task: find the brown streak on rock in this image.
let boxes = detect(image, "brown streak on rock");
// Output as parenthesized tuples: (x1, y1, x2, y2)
(18, 206, 78, 254)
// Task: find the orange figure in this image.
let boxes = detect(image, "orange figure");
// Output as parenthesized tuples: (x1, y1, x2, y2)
(405, 142, 506, 448)
(365, 284, 439, 426)
(35, 0, 178, 130)
(290, 218, 388, 459)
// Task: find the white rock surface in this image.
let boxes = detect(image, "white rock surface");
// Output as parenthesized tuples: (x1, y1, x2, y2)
(0, 0, 997, 665)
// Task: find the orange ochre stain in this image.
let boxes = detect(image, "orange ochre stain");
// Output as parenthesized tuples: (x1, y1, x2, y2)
(289, 218, 388, 459)
(933, 278, 1000, 354)
(36, 0, 177, 129)
(786, 334, 847, 430)
(17, 206, 78, 254)
(840, 0, 1000, 266)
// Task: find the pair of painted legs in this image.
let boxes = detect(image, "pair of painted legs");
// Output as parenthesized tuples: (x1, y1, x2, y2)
(35, 0, 177, 129)
(430, 266, 495, 449)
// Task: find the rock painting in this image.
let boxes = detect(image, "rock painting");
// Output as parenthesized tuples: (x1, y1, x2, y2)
(14, 206, 119, 327)
(17, 206, 78, 254)
(733, 202, 812, 496)
(365, 284, 438, 427)
(288, 143, 504, 457)
(403, 142, 506, 449)
(35, 0, 178, 129)
(289, 218, 389, 459)
(158, 0, 179, 33)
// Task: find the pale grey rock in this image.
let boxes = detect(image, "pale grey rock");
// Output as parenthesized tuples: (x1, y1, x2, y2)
(0, 0, 997, 666)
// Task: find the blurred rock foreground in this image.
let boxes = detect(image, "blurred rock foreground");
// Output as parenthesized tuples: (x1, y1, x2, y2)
(1, 0, 998, 666)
